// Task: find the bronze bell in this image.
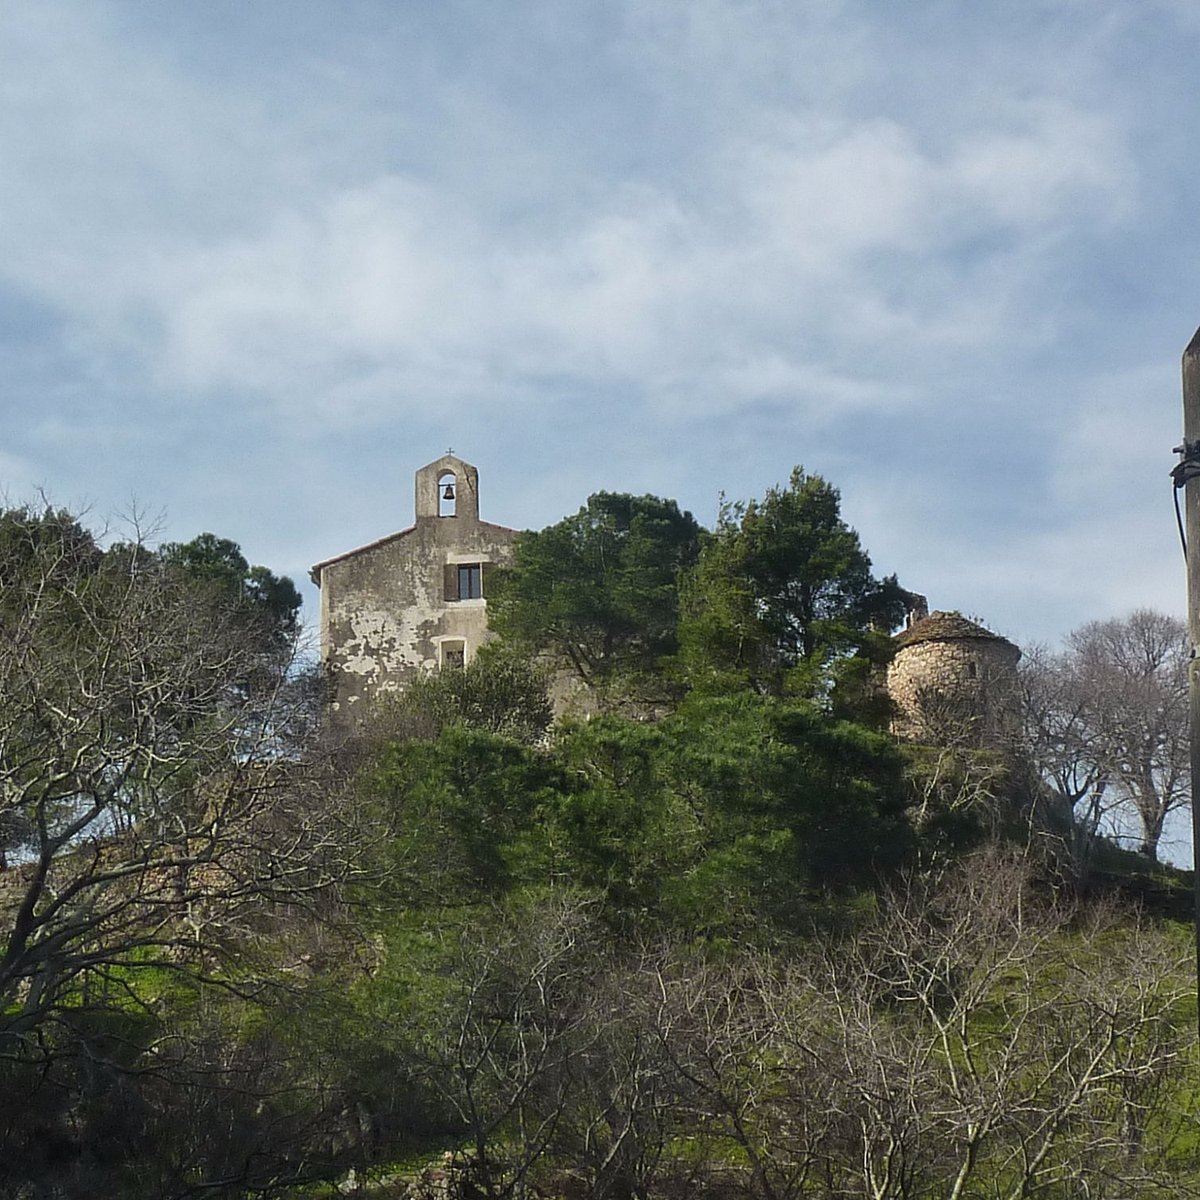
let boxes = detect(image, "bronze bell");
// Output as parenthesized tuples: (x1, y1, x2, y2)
(442, 483, 455, 501)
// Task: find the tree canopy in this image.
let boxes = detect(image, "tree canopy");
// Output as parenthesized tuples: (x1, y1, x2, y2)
(363, 690, 912, 939)
(159, 530, 302, 653)
(381, 643, 554, 745)
(6, 491, 1198, 1198)
(487, 492, 702, 702)
(677, 467, 907, 698)
(487, 471, 904, 712)
(1022, 609, 1189, 862)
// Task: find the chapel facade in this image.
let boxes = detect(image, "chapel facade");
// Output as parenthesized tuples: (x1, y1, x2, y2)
(310, 454, 518, 719)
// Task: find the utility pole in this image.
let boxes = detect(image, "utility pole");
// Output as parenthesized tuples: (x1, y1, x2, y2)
(1177, 328, 1200, 1035)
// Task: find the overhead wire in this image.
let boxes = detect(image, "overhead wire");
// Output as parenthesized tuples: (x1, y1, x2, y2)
(1170, 441, 1200, 560)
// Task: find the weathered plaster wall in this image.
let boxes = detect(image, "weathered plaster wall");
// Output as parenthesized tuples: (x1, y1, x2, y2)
(314, 456, 517, 719)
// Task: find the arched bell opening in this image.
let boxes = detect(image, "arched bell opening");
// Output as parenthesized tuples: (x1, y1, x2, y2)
(438, 472, 457, 517)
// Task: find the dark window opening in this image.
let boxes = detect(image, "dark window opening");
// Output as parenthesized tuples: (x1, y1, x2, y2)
(442, 645, 465, 669)
(458, 563, 482, 599)
(967, 662, 978, 679)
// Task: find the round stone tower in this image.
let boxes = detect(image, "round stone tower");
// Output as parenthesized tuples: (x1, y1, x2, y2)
(887, 609, 1021, 749)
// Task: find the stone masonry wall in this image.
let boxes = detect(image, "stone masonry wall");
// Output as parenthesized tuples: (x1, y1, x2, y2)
(888, 636, 1020, 749)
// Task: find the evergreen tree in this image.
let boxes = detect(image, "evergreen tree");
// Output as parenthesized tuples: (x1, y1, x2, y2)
(677, 467, 906, 698)
(488, 492, 702, 704)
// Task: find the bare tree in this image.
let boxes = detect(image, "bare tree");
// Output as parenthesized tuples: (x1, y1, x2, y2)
(0, 507, 352, 1070)
(1021, 644, 1112, 832)
(809, 852, 1196, 1198)
(612, 855, 1199, 1200)
(409, 892, 602, 1199)
(1069, 610, 1189, 860)
(1021, 611, 1189, 862)
(333, 860, 1200, 1199)
(649, 952, 835, 1200)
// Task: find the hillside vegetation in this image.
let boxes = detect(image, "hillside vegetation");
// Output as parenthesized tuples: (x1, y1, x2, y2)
(0, 478, 1196, 1199)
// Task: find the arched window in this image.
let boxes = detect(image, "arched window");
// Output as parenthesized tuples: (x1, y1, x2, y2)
(438, 472, 457, 517)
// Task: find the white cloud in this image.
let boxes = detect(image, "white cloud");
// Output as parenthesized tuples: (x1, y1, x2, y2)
(0, 0, 1141, 437)
(0, 0, 1186, 651)
(743, 119, 932, 264)
(111, 94, 1133, 429)
(952, 100, 1134, 228)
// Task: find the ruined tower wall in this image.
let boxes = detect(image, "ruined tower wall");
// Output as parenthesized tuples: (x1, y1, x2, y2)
(887, 612, 1021, 749)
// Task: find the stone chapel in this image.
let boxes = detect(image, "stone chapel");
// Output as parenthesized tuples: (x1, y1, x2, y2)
(312, 456, 1021, 745)
(310, 454, 518, 719)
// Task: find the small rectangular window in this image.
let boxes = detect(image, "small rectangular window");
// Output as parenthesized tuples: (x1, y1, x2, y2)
(440, 639, 466, 669)
(458, 563, 482, 600)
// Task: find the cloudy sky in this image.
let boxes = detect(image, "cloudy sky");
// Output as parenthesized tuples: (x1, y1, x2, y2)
(3, 0, 1198, 654)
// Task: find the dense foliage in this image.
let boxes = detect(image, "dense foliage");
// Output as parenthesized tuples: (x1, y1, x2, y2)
(159, 529, 303, 655)
(487, 492, 702, 706)
(379, 643, 554, 745)
(361, 691, 911, 939)
(2, 485, 1197, 1199)
(677, 468, 907, 699)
